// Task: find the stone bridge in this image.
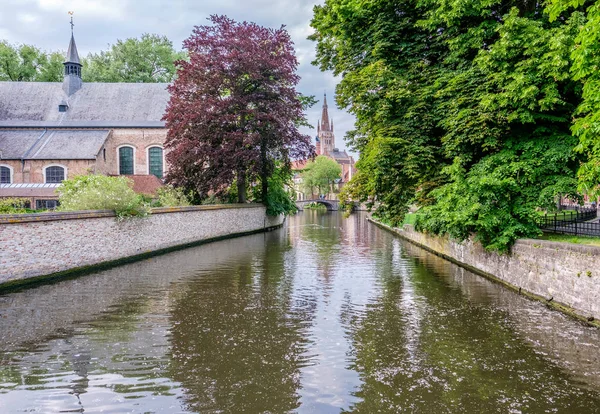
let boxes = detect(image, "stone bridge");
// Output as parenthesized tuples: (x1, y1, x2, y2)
(295, 199, 340, 211)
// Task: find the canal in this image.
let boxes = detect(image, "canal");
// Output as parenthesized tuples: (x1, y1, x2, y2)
(1, 211, 600, 413)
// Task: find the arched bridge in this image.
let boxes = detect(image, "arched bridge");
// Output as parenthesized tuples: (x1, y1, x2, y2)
(295, 199, 340, 211)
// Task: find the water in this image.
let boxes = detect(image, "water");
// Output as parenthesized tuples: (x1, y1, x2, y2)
(1, 211, 600, 413)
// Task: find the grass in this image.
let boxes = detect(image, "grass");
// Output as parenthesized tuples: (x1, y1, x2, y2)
(539, 233, 600, 247)
(403, 213, 418, 225)
(537, 210, 583, 221)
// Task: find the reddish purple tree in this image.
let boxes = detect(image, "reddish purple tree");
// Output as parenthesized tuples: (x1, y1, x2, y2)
(163, 15, 314, 203)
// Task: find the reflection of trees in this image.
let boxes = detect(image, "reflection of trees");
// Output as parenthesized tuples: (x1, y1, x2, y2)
(345, 245, 600, 413)
(299, 210, 344, 284)
(168, 231, 316, 413)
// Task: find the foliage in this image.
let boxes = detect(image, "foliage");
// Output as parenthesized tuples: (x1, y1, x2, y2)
(301, 155, 342, 196)
(58, 175, 149, 219)
(154, 185, 191, 207)
(548, 0, 600, 198)
(83, 34, 185, 83)
(164, 15, 314, 206)
(250, 166, 298, 216)
(0, 198, 30, 214)
(310, 0, 587, 250)
(0, 41, 63, 81)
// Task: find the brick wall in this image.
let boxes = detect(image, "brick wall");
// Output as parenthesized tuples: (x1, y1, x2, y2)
(0, 204, 283, 287)
(103, 128, 168, 176)
(371, 220, 600, 325)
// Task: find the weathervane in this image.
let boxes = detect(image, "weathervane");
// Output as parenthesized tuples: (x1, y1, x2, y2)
(68, 11, 74, 33)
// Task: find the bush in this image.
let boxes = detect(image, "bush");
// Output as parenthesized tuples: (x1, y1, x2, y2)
(58, 175, 149, 219)
(154, 185, 191, 207)
(0, 198, 29, 214)
(252, 167, 297, 216)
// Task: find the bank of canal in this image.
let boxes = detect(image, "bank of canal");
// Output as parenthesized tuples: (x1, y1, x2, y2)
(1, 211, 600, 412)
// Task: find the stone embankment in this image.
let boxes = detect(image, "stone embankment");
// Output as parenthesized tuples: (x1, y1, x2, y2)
(371, 220, 600, 327)
(0, 204, 284, 289)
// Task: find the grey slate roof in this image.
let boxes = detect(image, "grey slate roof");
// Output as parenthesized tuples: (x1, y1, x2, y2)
(66, 34, 80, 64)
(0, 129, 109, 159)
(329, 149, 352, 160)
(0, 82, 169, 127)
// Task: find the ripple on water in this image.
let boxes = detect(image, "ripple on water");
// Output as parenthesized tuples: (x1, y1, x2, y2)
(1, 212, 600, 413)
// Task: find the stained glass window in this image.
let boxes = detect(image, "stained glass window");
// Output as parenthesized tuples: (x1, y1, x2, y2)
(0, 166, 10, 184)
(119, 147, 134, 175)
(148, 147, 163, 178)
(45, 166, 65, 183)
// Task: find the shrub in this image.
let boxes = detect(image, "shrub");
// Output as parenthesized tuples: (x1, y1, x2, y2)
(154, 185, 191, 207)
(58, 175, 149, 219)
(0, 198, 29, 214)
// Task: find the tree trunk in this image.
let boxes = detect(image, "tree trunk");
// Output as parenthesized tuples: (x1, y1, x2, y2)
(260, 134, 269, 204)
(237, 170, 247, 203)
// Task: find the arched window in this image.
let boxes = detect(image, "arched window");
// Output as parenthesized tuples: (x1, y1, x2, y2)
(148, 146, 163, 178)
(119, 146, 135, 175)
(0, 166, 11, 184)
(45, 166, 65, 183)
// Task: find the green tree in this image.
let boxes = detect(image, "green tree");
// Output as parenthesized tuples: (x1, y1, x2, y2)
(311, 0, 585, 250)
(548, 0, 600, 198)
(0, 41, 63, 81)
(301, 155, 342, 196)
(83, 33, 185, 83)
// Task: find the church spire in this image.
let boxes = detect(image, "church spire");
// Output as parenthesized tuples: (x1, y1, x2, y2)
(63, 12, 82, 96)
(320, 93, 331, 132)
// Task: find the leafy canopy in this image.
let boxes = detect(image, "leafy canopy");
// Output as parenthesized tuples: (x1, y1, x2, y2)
(311, 0, 588, 251)
(164, 15, 314, 211)
(301, 155, 342, 196)
(83, 34, 186, 83)
(0, 41, 63, 82)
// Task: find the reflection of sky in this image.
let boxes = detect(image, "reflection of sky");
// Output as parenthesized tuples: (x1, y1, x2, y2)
(1, 375, 185, 414)
(288, 214, 389, 412)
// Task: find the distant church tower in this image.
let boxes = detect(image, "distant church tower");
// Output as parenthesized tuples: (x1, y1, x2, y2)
(62, 15, 82, 96)
(317, 93, 335, 155)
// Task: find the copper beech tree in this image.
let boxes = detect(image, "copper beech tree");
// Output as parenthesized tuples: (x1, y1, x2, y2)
(163, 15, 314, 204)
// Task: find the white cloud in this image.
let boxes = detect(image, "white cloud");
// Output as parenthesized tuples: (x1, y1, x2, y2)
(37, 0, 126, 19)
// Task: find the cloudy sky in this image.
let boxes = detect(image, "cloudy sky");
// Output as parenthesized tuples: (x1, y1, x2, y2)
(0, 0, 357, 155)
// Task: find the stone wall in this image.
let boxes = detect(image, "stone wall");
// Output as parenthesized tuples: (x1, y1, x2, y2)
(0, 204, 283, 288)
(371, 220, 600, 325)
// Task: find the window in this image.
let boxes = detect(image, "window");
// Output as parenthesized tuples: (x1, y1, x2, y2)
(0, 166, 11, 184)
(148, 147, 163, 178)
(45, 166, 65, 183)
(119, 146, 134, 175)
(36, 199, 59, 210)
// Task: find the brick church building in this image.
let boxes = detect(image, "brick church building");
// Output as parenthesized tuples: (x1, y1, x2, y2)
(0, 31, 168, 208)
(292, 94, 356, 200)
(315, 94, 355, 183)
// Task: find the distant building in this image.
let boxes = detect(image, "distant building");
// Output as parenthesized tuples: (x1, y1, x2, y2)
(315, 94, 355, 184)
(292, 94, 356, 200)
(0, 30, 167, 208)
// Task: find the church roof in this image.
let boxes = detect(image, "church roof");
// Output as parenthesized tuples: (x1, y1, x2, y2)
(0, 129, 109, 159)
(0, 82, 169, 128)
(328, 148, 352, 160)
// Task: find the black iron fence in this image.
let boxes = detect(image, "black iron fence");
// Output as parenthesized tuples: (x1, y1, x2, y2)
(538, 206, 600, 236)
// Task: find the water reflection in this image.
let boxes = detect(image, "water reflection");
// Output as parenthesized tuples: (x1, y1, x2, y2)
(0, 211, 599, 413)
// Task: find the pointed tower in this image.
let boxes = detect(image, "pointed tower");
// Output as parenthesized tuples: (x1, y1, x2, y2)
(63, 17, 82, 96)
(317, 93, 335, 154)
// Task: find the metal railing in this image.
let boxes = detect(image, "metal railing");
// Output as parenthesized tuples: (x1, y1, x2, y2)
(538, 206, 599, 236)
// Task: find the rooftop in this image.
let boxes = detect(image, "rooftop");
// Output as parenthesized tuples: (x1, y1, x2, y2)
(0, 82, 170, 128)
